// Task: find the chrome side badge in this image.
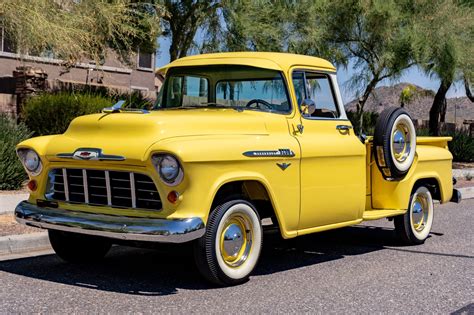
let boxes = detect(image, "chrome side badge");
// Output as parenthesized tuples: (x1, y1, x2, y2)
(243, 149, 295, 158)
(277, 163, 291, 170)
(57, 148, 125, 161)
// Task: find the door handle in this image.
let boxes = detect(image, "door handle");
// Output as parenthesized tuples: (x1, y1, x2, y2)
(336, 125, 353, 131)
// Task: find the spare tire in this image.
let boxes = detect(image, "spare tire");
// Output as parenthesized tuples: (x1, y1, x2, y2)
(374, 107, 416, 180)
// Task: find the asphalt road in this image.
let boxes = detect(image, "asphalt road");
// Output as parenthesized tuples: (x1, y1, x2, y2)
(0, 200, 472, 314)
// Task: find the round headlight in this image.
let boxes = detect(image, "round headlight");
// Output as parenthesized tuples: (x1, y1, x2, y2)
(17, 149, 42, 176)
(152, 154, 183, 186)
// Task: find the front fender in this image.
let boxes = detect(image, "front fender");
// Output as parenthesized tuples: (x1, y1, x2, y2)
(149, 136, 301, 238)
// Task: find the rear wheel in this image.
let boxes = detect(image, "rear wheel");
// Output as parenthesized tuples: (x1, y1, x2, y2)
(194, 199, 262, 286)
(394, 186, 434, 245)
(48, 230, 112, 263)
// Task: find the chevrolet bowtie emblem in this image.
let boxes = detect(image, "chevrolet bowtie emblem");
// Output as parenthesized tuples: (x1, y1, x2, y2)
(277, 162, 291, 170)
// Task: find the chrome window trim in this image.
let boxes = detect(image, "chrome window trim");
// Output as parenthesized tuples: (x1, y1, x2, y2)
(290, 69, 348, 121)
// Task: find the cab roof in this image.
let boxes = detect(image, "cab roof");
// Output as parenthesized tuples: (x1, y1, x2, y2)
(157, 52, 336, 75)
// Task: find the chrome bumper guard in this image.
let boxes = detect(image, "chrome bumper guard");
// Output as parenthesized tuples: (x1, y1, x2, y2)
(15, 201, 205, 243)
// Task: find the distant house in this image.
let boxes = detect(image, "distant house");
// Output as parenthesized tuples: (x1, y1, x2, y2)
(0, 25, 160, 115)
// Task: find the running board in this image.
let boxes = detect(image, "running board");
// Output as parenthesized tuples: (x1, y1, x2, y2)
(362, 209, 406, 221)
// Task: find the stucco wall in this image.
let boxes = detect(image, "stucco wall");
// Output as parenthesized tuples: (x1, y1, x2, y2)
(0, 52, 156, 91)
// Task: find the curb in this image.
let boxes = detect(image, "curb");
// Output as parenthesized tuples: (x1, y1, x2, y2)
(0, 194, 28, 215)
(453, 168, 474, 179)
(0, 232, 51, 257)
(458, 186, 474, 200)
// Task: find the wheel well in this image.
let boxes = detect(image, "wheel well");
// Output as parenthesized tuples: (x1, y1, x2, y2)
(212, 180, 277, 222)
(414, 178, 441, 200)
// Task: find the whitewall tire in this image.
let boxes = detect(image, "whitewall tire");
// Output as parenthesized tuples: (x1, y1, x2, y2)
(394, 186, 434, 245)
(194, 199, 262, 286)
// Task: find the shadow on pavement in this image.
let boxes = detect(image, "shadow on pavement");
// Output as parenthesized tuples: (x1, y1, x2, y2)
(0, 225, 441, 296)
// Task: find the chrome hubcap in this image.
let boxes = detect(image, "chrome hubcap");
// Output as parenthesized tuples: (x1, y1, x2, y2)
(412, 194, 429, 232)
(392, 124, 411, 163)
(223, 223, 244, 258)
(219, 214, 253, 268)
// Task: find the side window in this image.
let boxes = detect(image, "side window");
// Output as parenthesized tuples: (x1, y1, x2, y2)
(305, 73, 339, 118)
(292, 71, 339, 119)
(165, 75, 208, 107)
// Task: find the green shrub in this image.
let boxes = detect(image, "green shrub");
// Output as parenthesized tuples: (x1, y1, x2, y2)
(415, 128, 431, 136)
(0, 114, 33, 190)
(416, 128, 473, 162)
(446, 130, 474, 163)
(22, 92, 113, 135)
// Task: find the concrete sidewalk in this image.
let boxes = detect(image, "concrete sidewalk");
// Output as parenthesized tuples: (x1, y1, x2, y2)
(0, 193, 28, 215)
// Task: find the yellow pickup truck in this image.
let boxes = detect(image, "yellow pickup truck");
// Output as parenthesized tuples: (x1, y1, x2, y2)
(15, 52, 460, 286)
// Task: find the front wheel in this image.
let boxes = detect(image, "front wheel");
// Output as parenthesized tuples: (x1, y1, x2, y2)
(194, 200, 262, 286)
(48, 230, 112, 263)
(394, 186, 434, 245)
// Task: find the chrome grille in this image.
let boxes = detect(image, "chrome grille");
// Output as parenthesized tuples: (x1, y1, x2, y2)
(46, 168, 162, 210)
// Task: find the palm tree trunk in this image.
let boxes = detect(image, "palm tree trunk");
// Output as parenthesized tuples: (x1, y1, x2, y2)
(465, 77, 474, 102)
(429, 79, 452, 136)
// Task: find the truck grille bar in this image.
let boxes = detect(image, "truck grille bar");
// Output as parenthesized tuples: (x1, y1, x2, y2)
(47, 168, 162, 210)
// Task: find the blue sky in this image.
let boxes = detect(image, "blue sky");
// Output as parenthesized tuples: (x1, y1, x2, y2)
(155, 37, 466, 104)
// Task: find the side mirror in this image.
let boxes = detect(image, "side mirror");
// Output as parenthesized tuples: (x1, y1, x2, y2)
(300, 99, 316, 116)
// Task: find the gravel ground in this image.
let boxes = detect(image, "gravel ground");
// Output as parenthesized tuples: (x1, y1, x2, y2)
(0, 200, 472, 314)
(0, 214, 41, 237)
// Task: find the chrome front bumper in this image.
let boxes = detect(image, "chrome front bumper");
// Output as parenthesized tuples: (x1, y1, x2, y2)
(15, 201, 205, 243)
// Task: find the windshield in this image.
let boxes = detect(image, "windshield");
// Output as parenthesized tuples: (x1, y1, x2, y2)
(155, 65, 291, 113)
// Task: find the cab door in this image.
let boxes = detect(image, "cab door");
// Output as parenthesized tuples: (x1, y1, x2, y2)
(291, 70, 366, 231)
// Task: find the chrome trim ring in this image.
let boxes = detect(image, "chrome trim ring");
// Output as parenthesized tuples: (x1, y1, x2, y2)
(392, 127, 409, 162)
(220, 216, 253, 268)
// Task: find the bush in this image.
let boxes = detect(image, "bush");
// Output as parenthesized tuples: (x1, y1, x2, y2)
(22, 92, 113, 135)
(447, 130, 474, 163)
(0, 114, 33, 190)
(416, 128, 474, 162)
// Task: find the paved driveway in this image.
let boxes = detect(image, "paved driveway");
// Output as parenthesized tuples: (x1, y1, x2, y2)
(0, 200, 472, 313)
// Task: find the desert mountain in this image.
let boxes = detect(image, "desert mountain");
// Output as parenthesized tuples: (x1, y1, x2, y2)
(345, 83, 473, 123)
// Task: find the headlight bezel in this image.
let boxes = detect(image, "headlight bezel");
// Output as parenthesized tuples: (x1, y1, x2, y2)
(152, 153, 184, 186)
(17, 148, 43, 176)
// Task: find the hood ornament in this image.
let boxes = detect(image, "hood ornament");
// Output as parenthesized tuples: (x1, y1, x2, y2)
(102, 100, 126, 113)
(102, 100, 149, 114)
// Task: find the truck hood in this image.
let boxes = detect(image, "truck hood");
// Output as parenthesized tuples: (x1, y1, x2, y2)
(44, 109, 269, 162)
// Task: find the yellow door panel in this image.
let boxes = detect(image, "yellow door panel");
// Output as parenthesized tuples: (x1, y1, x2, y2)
(297, 120, 366, 229)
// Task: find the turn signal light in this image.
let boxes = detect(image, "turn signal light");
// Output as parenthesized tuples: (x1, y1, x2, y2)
(167, 191, 179, 204)
(27, 180, 37, 191)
